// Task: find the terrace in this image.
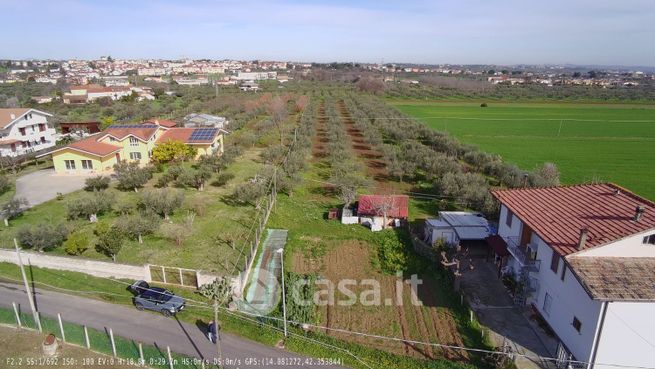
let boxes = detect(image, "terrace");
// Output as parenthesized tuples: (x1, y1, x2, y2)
(505, 236, 540, 273)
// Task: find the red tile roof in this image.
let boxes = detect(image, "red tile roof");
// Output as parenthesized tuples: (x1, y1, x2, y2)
(64, 134, 122, 157)
(103, 124, 159, 141)
(357, 195, 409, 218)
(156, 128, 217, 144)
(492, 183, 655, 256)
(567, 257, 655, 301)
(0, 108, 30, 128)
(146, 119, 177, 128)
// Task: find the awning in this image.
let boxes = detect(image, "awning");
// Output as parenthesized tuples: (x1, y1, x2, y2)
(486, 235, 509, 257)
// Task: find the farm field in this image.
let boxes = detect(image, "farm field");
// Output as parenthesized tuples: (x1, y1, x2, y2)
(267, 97, 488, 367)
(390, 100, 655, 200)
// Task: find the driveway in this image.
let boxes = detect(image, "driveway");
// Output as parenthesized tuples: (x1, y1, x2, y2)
(0, 282, 349, 369)
(14, 169, 93, 208)
(460, 261, 558, 369)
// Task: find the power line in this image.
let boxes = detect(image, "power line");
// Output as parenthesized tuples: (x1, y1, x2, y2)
(7, 272, 655, 369)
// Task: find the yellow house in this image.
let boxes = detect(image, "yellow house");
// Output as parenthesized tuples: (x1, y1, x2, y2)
(48, 123, 224, 174)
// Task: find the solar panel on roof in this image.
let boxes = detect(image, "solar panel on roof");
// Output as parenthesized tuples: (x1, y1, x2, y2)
(188, 128, 218, 142)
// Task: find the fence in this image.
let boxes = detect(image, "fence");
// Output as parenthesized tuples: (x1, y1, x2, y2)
(0, 249, 220, 289)
(0, 304, 213, 369)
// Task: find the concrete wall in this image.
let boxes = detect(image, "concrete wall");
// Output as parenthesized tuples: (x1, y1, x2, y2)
(0, 249, 150, 281)
(574, 229, 655, 257)
(593, 301, 655, 369)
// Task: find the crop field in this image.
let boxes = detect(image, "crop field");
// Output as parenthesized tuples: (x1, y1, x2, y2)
(391, 101, 655, 200)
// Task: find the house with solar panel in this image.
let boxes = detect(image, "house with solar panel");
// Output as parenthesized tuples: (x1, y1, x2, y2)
(46, 122, 224, 174)
(491, 183, 655, 369)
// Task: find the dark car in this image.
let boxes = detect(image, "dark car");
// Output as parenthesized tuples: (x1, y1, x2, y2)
(129, 280, 185, 317)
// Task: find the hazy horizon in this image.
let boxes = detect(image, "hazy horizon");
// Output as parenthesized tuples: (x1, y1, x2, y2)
(2, 0, 654, 66)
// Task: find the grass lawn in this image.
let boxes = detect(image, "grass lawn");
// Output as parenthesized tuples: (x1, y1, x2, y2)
(391, 101, 655, 200)
(0, 149, 263, 274)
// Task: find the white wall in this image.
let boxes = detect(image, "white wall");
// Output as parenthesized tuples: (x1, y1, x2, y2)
(533, 243, 602, 362)
(593, 302, 655, 369)
(0, 110, 56, 156)
(575, 229, 655, 257)
(0, 249, 149, 281)
(498, 205, 523, 240)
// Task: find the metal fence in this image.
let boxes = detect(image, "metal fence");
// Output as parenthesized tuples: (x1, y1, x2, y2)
(0, 304, 213, 369)
(149, 265, 199, 288)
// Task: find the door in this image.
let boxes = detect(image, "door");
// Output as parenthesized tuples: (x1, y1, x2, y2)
(520, 224, 533, 247)
(115, 153, 121, 162)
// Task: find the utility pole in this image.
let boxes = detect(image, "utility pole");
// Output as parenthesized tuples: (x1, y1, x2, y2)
(276, 248, 288, 339)
(14, 238, 41, 332)
(214, 300, 222, 364)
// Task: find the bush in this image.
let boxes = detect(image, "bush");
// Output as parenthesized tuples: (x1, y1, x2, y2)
(480, 102, 488, 107)
(155, 173, 173, 188)
(84, 176, 110, 191)
(67, 191, 113, 220)
(2, 197, 28, 224)
(211, 173, 235, 187)
(377, 233, 409, 274)
(115, 212, 160, 244)
(139, 189, 184, 219)
(113, 161, 153, 192)
(17, 223, 69, 252)
(0, 175, 12, 195)
(64, 232, 90, 255)
(95, 222, 124, 261)
(152, 140, 197, 163)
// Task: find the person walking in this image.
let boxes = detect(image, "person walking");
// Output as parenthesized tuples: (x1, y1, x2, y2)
(207, 320, 218, 343)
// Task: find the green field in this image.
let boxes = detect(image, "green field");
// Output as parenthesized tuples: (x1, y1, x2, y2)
(391, 101, 655, 200)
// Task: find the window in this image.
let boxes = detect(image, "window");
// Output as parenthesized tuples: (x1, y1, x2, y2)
(560, 265, 567, 281)
(643, 234, 655, 245)
(64, 160, 76, 170)
(129, 152, 142, 160)
(40, 137, 46, 144)
(81, 160, 93, 170)
(572, 317, 582, 333)
(129, 137, 139, 146)
(19, 127, 26, 136)
(550, 252, 560, 274)
(543, 293, 552, 315)
(505, 208, 513, 228)
(39, 124, 46, 132)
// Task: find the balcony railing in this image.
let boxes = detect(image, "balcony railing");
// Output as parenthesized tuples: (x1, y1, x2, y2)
(505, 236, 540, 272)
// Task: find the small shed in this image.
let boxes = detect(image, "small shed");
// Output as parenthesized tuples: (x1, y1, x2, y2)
(424, 211, 490, 246)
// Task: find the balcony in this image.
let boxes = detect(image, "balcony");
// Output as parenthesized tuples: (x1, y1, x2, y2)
(505, 236, 540, 272)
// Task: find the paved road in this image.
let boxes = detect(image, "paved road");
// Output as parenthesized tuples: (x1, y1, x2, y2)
(0, 282, 350, 369)
(14, 169, 92, 208)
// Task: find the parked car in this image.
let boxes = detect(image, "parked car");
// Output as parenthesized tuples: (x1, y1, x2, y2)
(129, 280, 185, 317)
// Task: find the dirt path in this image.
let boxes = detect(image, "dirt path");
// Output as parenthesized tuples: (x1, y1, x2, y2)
(312, 102, 328, 159)
(336, 100, 391, 190)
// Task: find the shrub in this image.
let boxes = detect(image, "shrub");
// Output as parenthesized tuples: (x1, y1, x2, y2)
(17, 223, 69, 252)
(64, 232, 90, 255)
(115, 212, 160, 244)
(480, 103, 488, 107)
(84, 176, 110, 191)
(155, 173, 173, 188)
(139, 189, 184, 220)
(377, 233, 409, 274)
(152, 140, 197, 163)
(113, 161, 153, 192)
(2, 197, 28, 225)
(211, 173, 234, 187)
(0, 175, 12, 195)
(67, 191, 113, 220)
(95, 222, 124, 261)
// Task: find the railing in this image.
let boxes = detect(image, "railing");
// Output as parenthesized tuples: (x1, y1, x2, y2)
(505, 236, 540, 272)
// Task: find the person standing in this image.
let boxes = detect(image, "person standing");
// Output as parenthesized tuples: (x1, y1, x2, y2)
(207, 320, 217, 343)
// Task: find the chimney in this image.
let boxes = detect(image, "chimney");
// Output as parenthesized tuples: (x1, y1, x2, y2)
(10, 114, 15, 120)
(634, 205, 646, 222)
(578, 227, 589, 250)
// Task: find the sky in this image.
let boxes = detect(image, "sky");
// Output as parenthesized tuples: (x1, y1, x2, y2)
(1, 0, 654, 66)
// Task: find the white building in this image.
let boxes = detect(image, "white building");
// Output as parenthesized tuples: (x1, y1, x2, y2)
(492, 183, 655, 369)
(0, 108, 56, 157)
(236, 71, 277, 80)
